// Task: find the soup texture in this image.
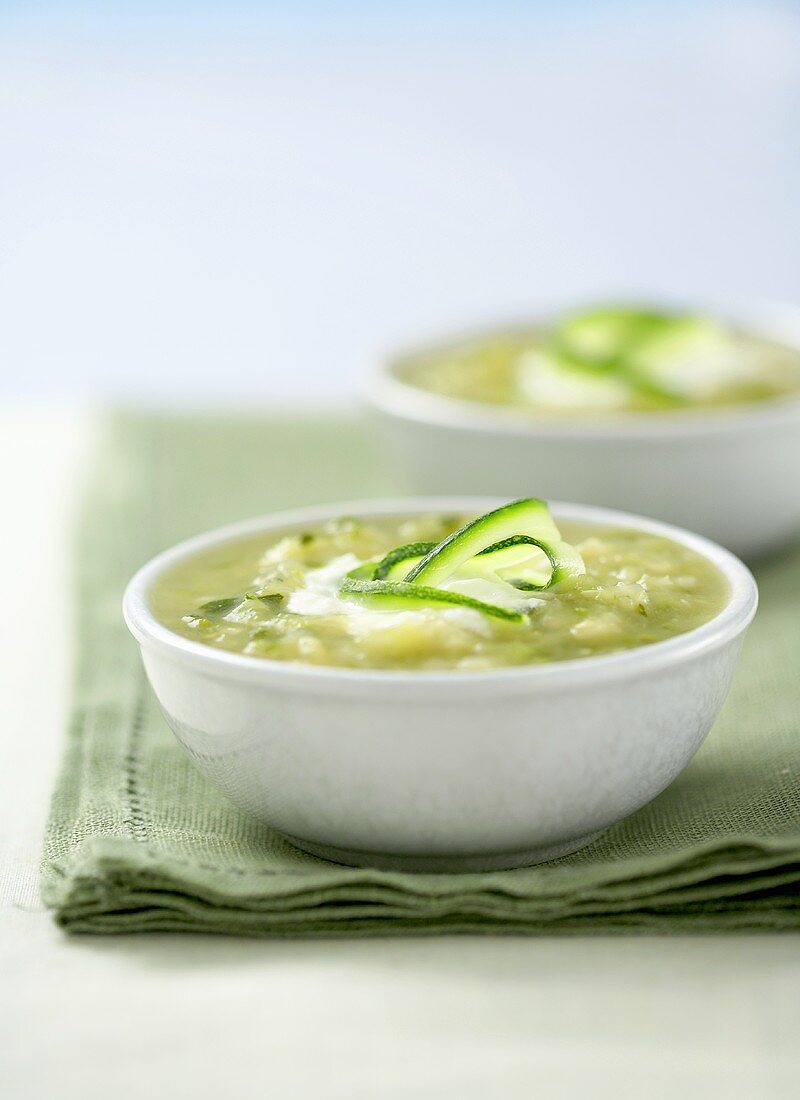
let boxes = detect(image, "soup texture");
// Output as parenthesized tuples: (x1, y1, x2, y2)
(400, 307, 800, 416)
(150, 512, 729, 671)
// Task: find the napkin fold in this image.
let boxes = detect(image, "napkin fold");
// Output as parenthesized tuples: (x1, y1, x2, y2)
(42, 412, 800, 935)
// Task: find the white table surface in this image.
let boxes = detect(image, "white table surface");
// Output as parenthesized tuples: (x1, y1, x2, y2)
(2, 405, 799, 1100)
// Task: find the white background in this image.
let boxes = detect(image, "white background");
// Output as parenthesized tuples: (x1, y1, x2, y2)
(1, 0, 798, 404)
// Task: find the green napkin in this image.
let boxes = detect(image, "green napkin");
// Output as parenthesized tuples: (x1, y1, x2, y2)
(42, 412, 800, 935)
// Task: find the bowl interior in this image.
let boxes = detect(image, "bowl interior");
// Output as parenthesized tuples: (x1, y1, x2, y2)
(372, 306, 800, 437)
(123, 497, 758, 685)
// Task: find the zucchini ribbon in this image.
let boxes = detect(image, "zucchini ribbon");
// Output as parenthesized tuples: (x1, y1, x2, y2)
(339, 499, 585, 622)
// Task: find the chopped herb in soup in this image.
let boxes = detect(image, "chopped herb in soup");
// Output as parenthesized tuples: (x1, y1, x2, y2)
(400, 306, 800, 416)
(150, 500, 729, 671)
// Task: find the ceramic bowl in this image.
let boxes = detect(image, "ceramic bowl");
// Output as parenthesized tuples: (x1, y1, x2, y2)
(123, 498, 757, 872)
(367, 307, 800, 559)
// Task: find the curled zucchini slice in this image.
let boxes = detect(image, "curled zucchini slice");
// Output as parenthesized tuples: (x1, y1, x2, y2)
(339, 574, 525, 622)
(404, 499, 583, 588)
(475, 534, 586, 591)
(338, 499, 585, 621)
(547, 306, 704, 407)
(372, 542, 437, 581)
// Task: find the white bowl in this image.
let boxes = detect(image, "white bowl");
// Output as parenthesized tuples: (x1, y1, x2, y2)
(368, 308, 800, 559)
(123, 499, 757, 872)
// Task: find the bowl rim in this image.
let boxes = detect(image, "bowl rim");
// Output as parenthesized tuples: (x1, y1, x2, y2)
(123, 497, 758, 689)
(368, 303, 800, 440)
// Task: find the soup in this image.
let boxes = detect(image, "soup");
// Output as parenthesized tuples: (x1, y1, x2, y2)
(150, 502, 729, 671)
(399, 307, 800, 416)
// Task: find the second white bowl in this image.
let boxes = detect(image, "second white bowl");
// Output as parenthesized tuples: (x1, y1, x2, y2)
(368, 308, 800, 559)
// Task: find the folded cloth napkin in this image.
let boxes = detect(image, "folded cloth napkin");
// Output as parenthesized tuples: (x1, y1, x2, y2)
(42, 412, 800, 935)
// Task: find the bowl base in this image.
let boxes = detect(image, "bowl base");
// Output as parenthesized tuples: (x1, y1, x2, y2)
(284, 829, 606, 873)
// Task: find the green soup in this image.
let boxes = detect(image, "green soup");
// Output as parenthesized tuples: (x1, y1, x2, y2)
(150, 513, 729, 671)
(399, 308, 800, 417)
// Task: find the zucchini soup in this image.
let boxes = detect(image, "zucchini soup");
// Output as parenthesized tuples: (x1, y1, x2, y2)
(399, 306, 800, 417)
(149, 500, 729, 671)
